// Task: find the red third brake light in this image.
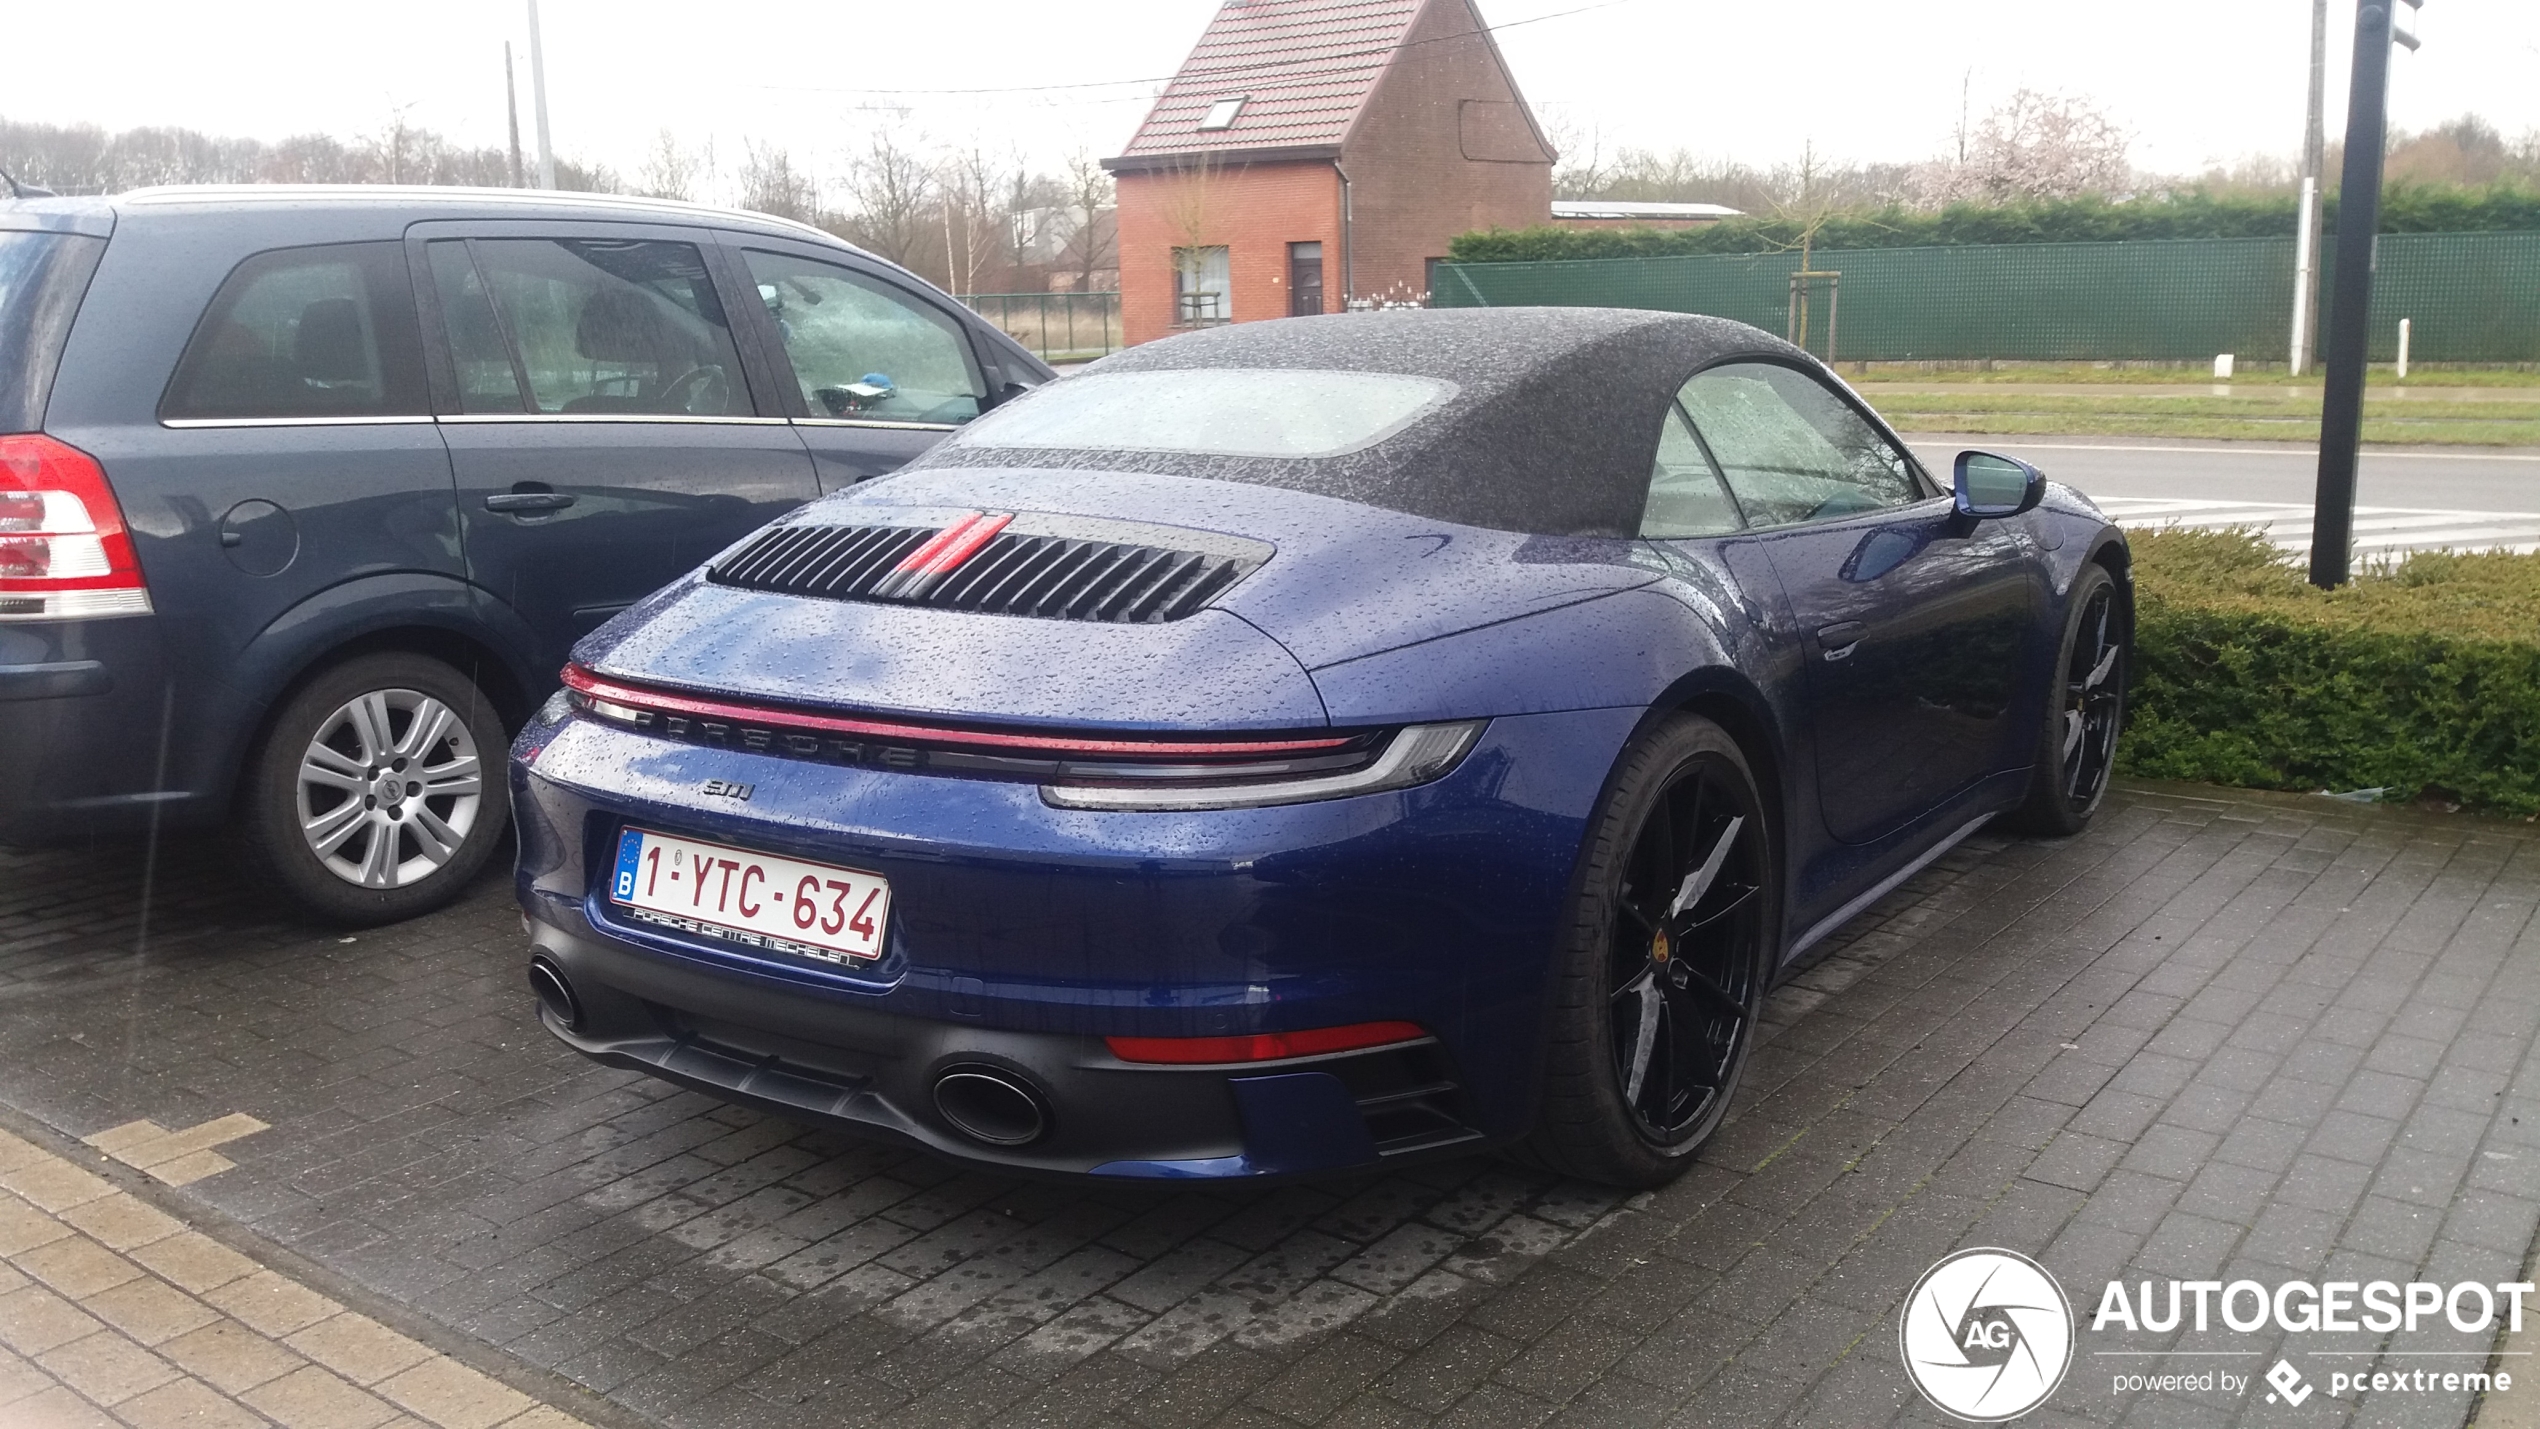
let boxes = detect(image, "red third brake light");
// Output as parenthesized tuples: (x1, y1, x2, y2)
(1106, 1021, 1429, 1065)
(0, 434, 152, 621)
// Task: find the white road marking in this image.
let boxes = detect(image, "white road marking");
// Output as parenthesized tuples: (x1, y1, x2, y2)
(2097, 496, 2540, 558)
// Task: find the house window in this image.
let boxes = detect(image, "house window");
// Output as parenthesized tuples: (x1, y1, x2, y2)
(1198, 97, 1247, 131)
(1288, 242, 1325, 317)
(1173, 246, 1231, 326)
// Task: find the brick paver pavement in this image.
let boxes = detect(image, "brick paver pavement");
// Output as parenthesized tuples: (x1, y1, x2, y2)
(0, 1124, 596, 1428)
(0, 781, 2534, 1428)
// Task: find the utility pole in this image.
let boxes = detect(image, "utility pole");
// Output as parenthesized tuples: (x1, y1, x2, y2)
(525, 0, 556, 189)
(504, 43, 525, 189)
(2310, 0, 2421, 589)
(2288, 0, 2328, 375)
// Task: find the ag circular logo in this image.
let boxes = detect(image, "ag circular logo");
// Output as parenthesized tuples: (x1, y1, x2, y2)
(1899, 1247, 2074, 1422)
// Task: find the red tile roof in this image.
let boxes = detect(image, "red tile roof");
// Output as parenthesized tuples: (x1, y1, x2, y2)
(1116, 0, 1427, 162)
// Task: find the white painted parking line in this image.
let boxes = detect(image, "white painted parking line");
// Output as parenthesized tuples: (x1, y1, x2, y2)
(2095, 496, 2540, 558)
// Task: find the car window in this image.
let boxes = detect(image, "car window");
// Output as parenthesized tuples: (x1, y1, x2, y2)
(1639, 404, 1745, 539)
(427, 238, 748, 417)
(423, 242, 528, 414)
(1675, 362, 1920, 528)
(743, 250, 984, 425)
(162, 242, 428, 421)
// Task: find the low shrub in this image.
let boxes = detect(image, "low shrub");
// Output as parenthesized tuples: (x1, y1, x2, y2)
(2118, 527, 2540, 815)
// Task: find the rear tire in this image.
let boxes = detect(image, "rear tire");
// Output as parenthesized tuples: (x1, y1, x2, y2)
(238, 653, 510, 925)
(2002, 563, 2126, 837)
(1525, 715, 1775, 1188)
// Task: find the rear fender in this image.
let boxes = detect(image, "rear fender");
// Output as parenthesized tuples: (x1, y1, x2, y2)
(182, 572, 536, 820)
(1307, 586, 1732, 726)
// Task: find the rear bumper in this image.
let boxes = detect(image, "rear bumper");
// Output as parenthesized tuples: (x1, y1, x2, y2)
(510, 702, 1641, 1179)
(530, 915, 1471, 1179)
(0, 618, 182, 844)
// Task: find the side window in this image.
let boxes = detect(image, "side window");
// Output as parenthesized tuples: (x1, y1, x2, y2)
(431, 238, 749, 417)
(1640, 405, 1745, 539)
(743, 251, 985, 425)
(423, 242, 527, 413)
(1675, 362, 1922, 528)
(161, 243, 427, 420)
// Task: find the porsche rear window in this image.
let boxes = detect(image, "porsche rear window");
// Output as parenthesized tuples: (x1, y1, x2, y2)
(951, 368, 1455, 460)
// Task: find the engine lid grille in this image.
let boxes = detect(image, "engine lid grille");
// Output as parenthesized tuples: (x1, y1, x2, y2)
(708, 510, 1268, 624)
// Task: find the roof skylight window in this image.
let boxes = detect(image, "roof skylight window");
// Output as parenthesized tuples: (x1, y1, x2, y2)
(1197, 97, 1247, 131)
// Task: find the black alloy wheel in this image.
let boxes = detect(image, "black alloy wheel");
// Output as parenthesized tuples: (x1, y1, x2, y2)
(2006, 563, 2126, 836)
(1607, 755, 1766, 1143)
(1529, 715, 1773, 1187)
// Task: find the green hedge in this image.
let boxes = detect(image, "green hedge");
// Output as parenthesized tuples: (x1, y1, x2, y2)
(2118, 528, 2540, 814)
(1453, 184, 2540, 263)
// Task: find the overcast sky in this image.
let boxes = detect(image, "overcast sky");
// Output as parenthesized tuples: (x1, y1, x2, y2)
(11, 0, 2540, 195)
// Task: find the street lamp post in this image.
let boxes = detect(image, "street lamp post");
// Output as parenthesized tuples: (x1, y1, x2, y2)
(525, 0, 557, 190)
(2309, 0, 2420, 590)
(2288, 0, 2327, 376)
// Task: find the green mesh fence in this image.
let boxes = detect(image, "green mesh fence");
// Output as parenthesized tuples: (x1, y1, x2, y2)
(1433, 232, 2540, 363)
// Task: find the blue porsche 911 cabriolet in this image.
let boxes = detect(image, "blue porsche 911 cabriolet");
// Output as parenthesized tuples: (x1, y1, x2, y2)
(509, 307, 2129, 1188)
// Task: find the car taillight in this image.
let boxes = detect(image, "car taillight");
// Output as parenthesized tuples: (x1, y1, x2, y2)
(0, 434, 152, 621)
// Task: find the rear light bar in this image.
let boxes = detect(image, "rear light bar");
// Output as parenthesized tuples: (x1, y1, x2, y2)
(560, 665, 1484, 807)
(561, 663, 1358, 761)
(1106, 1020, 1429, 1065)
(0, 434, 151, 621)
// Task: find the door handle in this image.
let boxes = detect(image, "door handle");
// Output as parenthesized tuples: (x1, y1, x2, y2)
(484, 491, 577, 513)
(1815, 621, 1864, 661)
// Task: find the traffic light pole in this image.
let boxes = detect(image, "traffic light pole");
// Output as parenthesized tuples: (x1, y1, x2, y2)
(2310, 0, 2417, 589)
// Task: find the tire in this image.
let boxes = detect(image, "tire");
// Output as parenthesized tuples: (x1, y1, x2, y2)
(2002, 563, 2127, 837)
(238, 653, 511, 925)
(1525, 714, 1776, 1188)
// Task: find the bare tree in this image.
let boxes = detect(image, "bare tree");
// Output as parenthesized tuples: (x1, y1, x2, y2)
(0, 114, 614, 194)
(1057, 150, 1116, 291)
(1542, 112, 1611, 198)
(839, 130, 936, 270)
(738, 140, 819, 222)
(371, 104, 423, 185)
(934, 145, 1000, 296)
(637, 129, 710, 202)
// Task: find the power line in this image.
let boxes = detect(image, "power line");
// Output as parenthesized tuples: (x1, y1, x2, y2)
(731, 0, 1645, 100)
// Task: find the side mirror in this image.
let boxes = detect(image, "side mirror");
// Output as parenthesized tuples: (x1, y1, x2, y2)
(1954, 450, 2045, 519)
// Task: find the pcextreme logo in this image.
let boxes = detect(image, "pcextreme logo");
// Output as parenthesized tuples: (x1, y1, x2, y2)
(1900, 1248, 2076, 1422)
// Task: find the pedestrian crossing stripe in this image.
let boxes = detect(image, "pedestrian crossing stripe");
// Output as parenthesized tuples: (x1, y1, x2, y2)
(2093, 497, 2540, 558)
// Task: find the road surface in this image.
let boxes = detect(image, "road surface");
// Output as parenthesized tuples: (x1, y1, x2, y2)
(1903, 434, 2540, 557)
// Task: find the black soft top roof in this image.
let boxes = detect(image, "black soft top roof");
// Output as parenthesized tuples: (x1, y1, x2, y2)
(907, 306, 1816, 536)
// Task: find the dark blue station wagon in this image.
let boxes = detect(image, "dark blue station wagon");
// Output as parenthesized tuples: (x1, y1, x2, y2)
(0, 186, 1049, 921)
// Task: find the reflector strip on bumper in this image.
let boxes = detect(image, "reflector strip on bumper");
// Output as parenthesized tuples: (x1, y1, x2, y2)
(1106, 1020, 1429, 1064)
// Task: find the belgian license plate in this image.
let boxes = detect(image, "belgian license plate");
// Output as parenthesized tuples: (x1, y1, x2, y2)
(608, 827, 891, 965)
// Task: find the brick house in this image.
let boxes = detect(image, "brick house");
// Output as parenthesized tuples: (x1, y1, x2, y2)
(1103, 0, 1555, 346)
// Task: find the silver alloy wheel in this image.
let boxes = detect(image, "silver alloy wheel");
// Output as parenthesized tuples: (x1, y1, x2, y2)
(293, 687, 485, 888)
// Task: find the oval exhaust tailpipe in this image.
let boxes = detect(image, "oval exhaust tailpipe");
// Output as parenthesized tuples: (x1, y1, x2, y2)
(527, 957, 582, 1032)
(932, 1066, 1048, 1147)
